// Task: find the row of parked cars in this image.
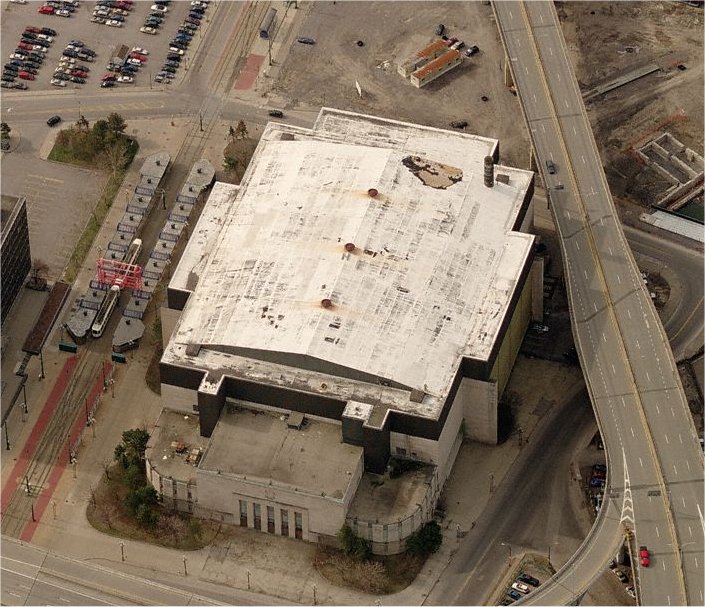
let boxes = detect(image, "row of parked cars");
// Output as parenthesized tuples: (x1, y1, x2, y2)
(502, 573, 540, 604)
(2, 24, 58, 88)
(102, 47, 149, 87)
(37, 0, 79, 18)
(609, 560, 637, 599)
(51, 40, 96, 87)
(153, 0, 209, 83)
(139, 0, 172, 35)
(91, 0, 134, 27)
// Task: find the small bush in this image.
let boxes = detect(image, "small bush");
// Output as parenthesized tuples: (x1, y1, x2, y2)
(136, 503, 159, 529)
(405, 520, 442, 557)
(337, 524, 372, 562)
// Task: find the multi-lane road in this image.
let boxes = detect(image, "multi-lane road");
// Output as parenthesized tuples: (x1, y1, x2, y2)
(493, 1, 704, 605)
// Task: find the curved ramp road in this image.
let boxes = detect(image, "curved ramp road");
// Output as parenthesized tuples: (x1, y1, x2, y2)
(492, 2, 704, 605)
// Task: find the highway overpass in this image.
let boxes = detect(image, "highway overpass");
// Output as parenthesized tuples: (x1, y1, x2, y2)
(492, 1, 704, 604)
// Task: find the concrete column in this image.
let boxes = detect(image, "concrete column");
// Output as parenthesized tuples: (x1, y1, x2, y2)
(274, 506, 282, 535)
(247, 500, 255, 529)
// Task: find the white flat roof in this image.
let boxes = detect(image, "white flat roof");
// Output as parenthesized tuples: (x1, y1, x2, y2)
(165, 109, 534, 417)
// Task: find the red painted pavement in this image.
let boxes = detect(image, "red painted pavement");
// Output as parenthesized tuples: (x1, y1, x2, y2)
(1, 355, 78, 512)
(234, 53, 265, 90)
(20, 362, 113, 542)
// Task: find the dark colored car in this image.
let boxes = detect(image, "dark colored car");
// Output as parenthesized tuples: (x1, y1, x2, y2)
(41, 27, 57, 36)
(450, 120, 468, 129)
(297, 36, 315, 45)
(121, 65, 138, 73)
(69, 39, 84, 47)
(518, 573, 540, 587)
(268, 109, 284, 118)
(1, 74, 15, 82)
(169, 41, 187, 49)
(63, 49, 78, 58)
(184, 16, 200, 25)
(187, 11, 202, 20)
(546, 159, 557, 174)
(164, 60, 179, 68)
(507, 590, 521, 601)
(181, 21, 197, 30)
(22, 31, 37, 39)
(82, 49, 97, 57)
(166, 53, 181, 62)
(25, 26, 42, 34)
(4, 64, 19, 72)
(70, 76, 85, 84)
(19, 66, 37, 75)
(176, 32, 192, 40)
(161, 65, 176, 73)
(465, 44, 480, 56)
(101, 80, 116, 88)
(435, 23, 445, 36)
(47, 115, 62, 126)
(53, 72, 70, 80)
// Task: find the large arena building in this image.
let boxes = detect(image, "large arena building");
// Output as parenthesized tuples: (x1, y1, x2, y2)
(148, 108, 538, 553)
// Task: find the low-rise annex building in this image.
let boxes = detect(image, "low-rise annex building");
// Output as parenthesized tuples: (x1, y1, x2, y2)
(148, 108, 537, 553)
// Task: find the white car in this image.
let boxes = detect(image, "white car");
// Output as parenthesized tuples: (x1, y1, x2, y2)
(126, 58, 142, 66)
(51, 78, 67, 87)
(10, 0, 28, 4)
(59, 57, 76, 64)
(90, 16, 105, 23)
(131, 47, 149, 55)
(93, 8, 109, 16)
(56, 9, 71, 16)
(150, 4, 167, 11)
(10, 53, 27, 60)
(140, 26, 158, 35)
(117, 75, 133, 83)
(511, 582, 531, 595)
(37, 34, 54, 42)
(106, 19, 122, 27)
(32, 45, 48, 53)
(111, 8, 128, 15)
(64, 45, 80, 52)
(168, 47, 185, 55)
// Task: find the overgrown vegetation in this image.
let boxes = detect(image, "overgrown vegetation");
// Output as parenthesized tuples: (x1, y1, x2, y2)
(222, 120, 257, 184)
(405, 520, 442, 557)
(51, 113, 139, 283)
(87, 428, 218, 549)
(338, 524, 372, 561)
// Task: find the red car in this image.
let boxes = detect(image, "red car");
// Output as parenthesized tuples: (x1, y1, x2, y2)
(25, 26, 42, 33)
(129, 52, 147, 61)
(639, 546, 650, 567)
(101, 73, 117, 81)
(37, 5, 55, 14)
(70, 70, 88, 78)
(18, 71, 35, 80)
(18, 42, 34, 51)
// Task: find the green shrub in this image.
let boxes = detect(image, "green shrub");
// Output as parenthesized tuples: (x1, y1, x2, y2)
(338, 524, 372, 562)
(405, 521, 442, 557)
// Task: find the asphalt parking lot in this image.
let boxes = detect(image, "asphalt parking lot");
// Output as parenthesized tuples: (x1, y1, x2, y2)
(1, 0, 206, 92)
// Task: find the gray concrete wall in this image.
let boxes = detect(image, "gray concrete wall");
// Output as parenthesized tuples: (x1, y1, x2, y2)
(160, 383, 197, 414)
(459, 376, 498, 444)
(160, 306, 181, 350)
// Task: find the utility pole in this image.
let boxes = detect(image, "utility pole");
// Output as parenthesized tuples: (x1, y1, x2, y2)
(3, 421, 9, 450)
(38, 349, 45, 379)
(489, 472, 494, 494)
(182, 555, 188, 576)
(120, 541, 125, 562)
(199, 112, 203, 132)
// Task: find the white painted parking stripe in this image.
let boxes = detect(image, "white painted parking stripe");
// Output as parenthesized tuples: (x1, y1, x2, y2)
(664, 433, 669, 444)
(655, 525, 660, 537)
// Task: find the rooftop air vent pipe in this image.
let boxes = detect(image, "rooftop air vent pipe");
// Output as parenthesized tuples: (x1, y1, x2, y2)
(484, 156, 494, 188)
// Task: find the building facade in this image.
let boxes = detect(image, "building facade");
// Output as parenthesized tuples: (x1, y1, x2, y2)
(1, 197, 32, 325)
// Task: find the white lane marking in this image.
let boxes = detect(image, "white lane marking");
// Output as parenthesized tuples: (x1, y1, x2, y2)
(671, 407, 675, 417)
(662, 561, 666, 571)
(557, 72, 561, 81)
(656, 404, 660, 414)
(627, 308, 631, 319)
(698, 503, 704, 530)
(656, 525, 660, 537)
(690, 525, 693, 537)
(608, 246, 613, 255)
(602, 332, 607, 343)
(630, 426, 635, 437)
(636, 339, 640, 349)
(0, 567, 111, 604)
(573, 125, 577, 135)
(584, 269, 588, 279)
(646, 371, 650, 382)
(8, 592, 22, 598)
(639, 457, 643, 467)
(525, 66, 529, 74)
(594, 302, 598, 313)
(673, 463, 678, 475)
(679, 433, 683, 443)
(695, 556, 699, 569)
(533, 93, 537, 103)
(667, 596, 671, 606)
(541, 123, 545, 133)
(564, 98, 569, 108)
(683, 496, 687, 508)
(600, 217, 604, 226)
(575, 240, 580, 250)
(59, 598, 70, 603)
(567, 210, 572, 220)
(664, 433, 669, 444)
(686, 459, 690, 472)
(509, 9, 513, 18)
(616, 274, 621, 284)
(540, 13, 544, 23)
(581, 155, 586, 164)
(549, 46, 553, 56)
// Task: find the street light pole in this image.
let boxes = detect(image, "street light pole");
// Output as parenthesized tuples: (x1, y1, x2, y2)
(120, 541, 125, 561)
(38, 349, 45, 380)
(4, 420, 10, 450)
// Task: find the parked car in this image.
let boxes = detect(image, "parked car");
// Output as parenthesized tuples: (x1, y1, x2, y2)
(56, 9, 71, 17)
(161, 65, 176, 73)
(131, 47, 149, 55)
(168, 47, 184, 55)
(164, 60, 179, 68)
(100, 80, 115, 88)
(187, 11, 202, 20)
(184, 15, 200, 25)
(506, 590, 521, 601)
(19, 66, 37, 75)
(101, 73, 117, 81)
(639, 546, 650, 568)
(41, 27, 57, 36)
(70, 69, 87, 77)
(53, 71, 70, 80)
(546, 159, 557, 174)
(116, 75, 133, 83)
(63, 49, 78, 58)
(109, 14, 125, 21)
(126, 58, 142, 66)
(157, 70, 174, 79)
(166, 53, 181, 62)
(435, 23, 445, 36)
(11, 82, 28, 89)
(150, 3, 167, 10)
(70, 76, 85, 83)
(518, 573, 540, 587)
(18, 71, 35, 80)
(511, 582, 531, 595)
(625, 586, 636, 599)
(9, 54, 26, 61)
(47, 114, 62, 126)
(37, 34, 54, 42)
(612, 568, 629, 583)
(450, 120, 468, 129)
(37, 5, 55, 14)
(129, 52, 147, 62)
(140, 26, 158, 34)
(106, 19, 122, 27)
(268, 109, 284, 118)
(25, 26, 42, 34)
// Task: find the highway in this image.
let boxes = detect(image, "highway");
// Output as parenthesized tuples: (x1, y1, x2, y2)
(493, 2, 704, 605)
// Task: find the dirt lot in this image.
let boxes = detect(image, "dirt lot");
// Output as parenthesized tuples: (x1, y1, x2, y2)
(274, 1, 532, 171)
(557, 1, 704, 208)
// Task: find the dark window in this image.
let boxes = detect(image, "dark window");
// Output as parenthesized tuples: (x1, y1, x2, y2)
(239, 500, 248, 527)
(281, 509, 289, 536)
(294, 511, 303, 539)
(253, 503, 261, 530)
(267, 506, 275, 533)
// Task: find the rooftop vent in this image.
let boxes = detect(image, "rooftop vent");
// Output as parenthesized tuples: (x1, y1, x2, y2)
(147, 178, 152, 184)
(197, 167, 202, 173)
(344, 242, 355, 252)
(126, 319, 131, 325)
(321, 298, 333, 309)
(483, 155, 494, 188)
(156, 159, 161, 166)
(409, 389, 425, 403)
(496, 173, 510, 185)
(367, 188, 378, 198)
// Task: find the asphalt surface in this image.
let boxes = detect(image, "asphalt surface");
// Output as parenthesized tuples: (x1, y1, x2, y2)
(493, 2, 704, 605)
(426, 387, 596, 606)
